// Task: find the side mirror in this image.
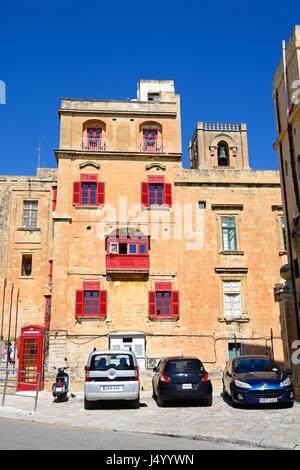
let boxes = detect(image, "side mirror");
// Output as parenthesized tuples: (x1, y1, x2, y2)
(226, 371, 232, 378)
(153, 367, 158, 373)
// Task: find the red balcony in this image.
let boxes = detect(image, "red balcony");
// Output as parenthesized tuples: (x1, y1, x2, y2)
(106, 237, 149, 276)
(106, 254, 149, 272)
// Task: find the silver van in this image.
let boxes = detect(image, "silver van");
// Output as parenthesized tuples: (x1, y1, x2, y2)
(84, 350, 140, 409)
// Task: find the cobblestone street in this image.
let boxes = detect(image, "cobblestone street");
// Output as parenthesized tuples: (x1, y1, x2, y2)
(0, 391, 299, 450)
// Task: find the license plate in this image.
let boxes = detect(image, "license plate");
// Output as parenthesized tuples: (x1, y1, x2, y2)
(182, 384, 192, 390)
(259, 398, 278, 404)
(56, 387, 62, 392)
(100, 385, 123, 392)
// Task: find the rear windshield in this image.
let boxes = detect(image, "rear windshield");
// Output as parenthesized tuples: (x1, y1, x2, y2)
(164, 359, 204, 373)
(233, 358, 278, 374)
(90, 354, 134, 371)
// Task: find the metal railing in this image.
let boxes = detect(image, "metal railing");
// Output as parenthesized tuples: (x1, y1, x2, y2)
(0, 367, 41, 412)
(138, 139, 164, 153)
(203, 123, 241, 132)
(81, 138, 108, 151)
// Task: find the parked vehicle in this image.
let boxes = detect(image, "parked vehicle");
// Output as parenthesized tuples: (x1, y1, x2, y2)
(84, 350, 140, 410)
(52, 367, 70, 402)
(222, 355, 294, 407)
(152, 357, 213, 407)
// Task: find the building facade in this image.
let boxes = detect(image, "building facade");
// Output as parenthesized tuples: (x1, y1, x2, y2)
(273, 26, 300, 400)
(0, 80, 286, 386)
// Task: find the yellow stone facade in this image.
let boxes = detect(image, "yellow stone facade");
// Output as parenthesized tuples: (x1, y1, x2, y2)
(0, 80, 286, 385)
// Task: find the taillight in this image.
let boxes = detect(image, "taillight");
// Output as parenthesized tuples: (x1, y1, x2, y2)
(134, 366, 139, 381)
(202, 373, 210, 382)
(160, 373, 170, 384)
(85, 366, 90, 382)
(56, 379, 63, 386)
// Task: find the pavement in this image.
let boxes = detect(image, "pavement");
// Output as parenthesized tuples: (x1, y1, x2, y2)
(0, 418, 255, 450)
(0, 390, 299, 450)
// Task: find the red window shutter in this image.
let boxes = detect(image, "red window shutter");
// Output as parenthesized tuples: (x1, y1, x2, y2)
(99, 290, 107, 317)
(80, 174, 98, 182)
(171, 291, 180, 318)
(147, 175, 165, 183)
(97, 182, 105, 205)
(141, 182, 150, 207)
(155, 282, 172, 292)
(149, 291, 156, 317)
(73, 182, 81, 206)
(164, 183, 172, 207)
(83, 281, 100, 291)
(52, 186, 57, 211)
(75, 290, 84, 317)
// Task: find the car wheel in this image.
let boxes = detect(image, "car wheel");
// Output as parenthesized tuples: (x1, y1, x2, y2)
(131, 397, 140, 409)
(204, 397, 213, 407)
(84, 398, 94, 410)
(157, 394, 166, 407)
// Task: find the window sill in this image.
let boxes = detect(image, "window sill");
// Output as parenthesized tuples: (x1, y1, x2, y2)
(74, 205, 104, 210)
(220, 251, 244, 256)
(142, 205, 171, 211)
(218, 317, 249, 324)
(75, 316, 107, 322)
(19, 276, 34, 280)
(17, 228, 41, 232)
(149, 316, 179, 322)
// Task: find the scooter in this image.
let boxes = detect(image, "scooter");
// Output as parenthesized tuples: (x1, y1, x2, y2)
(52, 367, 70, 402)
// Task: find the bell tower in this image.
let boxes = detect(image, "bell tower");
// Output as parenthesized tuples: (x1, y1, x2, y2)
(189, 122, 250, 170)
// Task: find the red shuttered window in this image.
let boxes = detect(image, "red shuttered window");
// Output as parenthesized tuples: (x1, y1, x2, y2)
(141, 176, 172, 208)
(52, 186, 57, 211)
(72, 174, 105, 206)
(148, 283, 180, 319)
(75, 282, 107, 319)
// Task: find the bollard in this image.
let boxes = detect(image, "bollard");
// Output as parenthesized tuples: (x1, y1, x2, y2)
(1, 369, 9, 407)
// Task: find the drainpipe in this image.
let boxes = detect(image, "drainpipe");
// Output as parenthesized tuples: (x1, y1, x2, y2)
(0, 278, 7, 340)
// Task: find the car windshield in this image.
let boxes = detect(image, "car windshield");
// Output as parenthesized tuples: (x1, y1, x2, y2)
(233, 358, 278, 374)
(90, 354, 134, 371)
(164, 359, 204, 373)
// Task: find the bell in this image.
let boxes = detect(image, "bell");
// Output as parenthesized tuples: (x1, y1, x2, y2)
(218, 146, 228, 161)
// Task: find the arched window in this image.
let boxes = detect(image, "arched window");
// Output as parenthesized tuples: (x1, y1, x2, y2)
(217, 141, 229, 167)
(139, 122, 163, 153)
(82, 120, 107, 151)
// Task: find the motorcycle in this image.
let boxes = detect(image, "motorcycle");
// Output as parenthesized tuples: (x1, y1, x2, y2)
(52, 367, 70, 402)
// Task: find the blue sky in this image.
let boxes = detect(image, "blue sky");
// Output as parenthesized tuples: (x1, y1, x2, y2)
(0, 0, 299, 174)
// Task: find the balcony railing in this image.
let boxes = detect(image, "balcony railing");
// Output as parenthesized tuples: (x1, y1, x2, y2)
(203, 123, 241, 132)
(138, 139, 164, 153)
(106, 254, 149, 272)
(79, 138, 166, 153)
(81, 138, 108, 151)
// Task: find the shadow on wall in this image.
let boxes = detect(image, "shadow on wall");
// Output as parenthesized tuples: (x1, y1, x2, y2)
(241, 342, 284, 368)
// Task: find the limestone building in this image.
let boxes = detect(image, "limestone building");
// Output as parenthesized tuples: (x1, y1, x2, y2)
(273, 25, 300, 400)
(0, 80, 286, 386)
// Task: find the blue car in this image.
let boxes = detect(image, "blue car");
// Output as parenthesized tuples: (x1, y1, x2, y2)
(223, 355, 294, 407)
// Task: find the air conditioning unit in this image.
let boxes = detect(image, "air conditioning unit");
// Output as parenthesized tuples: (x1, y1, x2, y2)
(147, 357, 161, 370)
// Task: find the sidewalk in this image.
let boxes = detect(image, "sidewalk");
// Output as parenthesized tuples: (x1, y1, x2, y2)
(0, 391, 299, 450)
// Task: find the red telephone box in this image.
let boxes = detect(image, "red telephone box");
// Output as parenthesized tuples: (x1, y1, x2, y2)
(17, 326, 44, 391)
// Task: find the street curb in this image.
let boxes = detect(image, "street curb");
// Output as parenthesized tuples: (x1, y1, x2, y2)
(0, 410, 298, 450)
(130, 430, 298, 451)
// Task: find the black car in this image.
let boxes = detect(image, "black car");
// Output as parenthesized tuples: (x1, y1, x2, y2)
(152, 356, 213, 407)
(223, 355, 294, 407)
